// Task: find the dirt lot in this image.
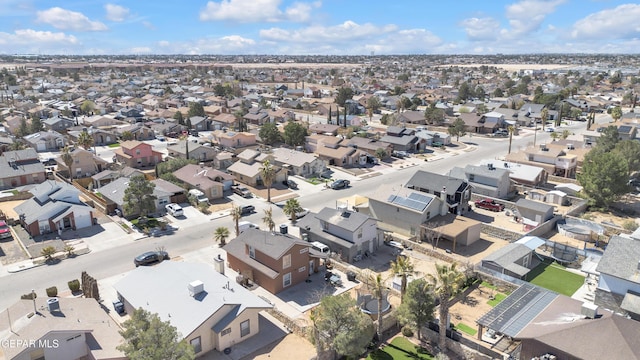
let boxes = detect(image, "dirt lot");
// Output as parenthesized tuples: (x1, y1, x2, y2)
(449, 285, 502, 339)
(251, 333, 315, 360)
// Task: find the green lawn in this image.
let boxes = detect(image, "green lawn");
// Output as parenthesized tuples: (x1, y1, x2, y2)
(487, 292, 507, 307)
(367, 337, 433, 360)
(527, 261, 585, 296)
(454, 323, 477, 336)
(108, 143, 121, 148)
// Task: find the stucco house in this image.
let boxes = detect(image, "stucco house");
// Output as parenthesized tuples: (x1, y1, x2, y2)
(0, 149, 46, 190)
(270, 148, 326, 177)
(14, 180, 95, 236)
(210, 130, 257, 149)
(227, 149, 286, 187)
(99, 176, 185, 217)
(167, 140, 218, 162)
(113, 140, 163, 169)
(42, 115, 76, 132)
(23, 130, 66, 152)
(173, 163, 228, 201)
(114, 261, 272, 357)
(405, 170, 472, 215)
(449, 163, 513, 199)
(224, 227, 323, 294)
(55, 147, 109, 179)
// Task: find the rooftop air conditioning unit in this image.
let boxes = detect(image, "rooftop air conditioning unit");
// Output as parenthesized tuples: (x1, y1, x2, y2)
(188, 280, 204, 297)
(581, 302, 598, 319)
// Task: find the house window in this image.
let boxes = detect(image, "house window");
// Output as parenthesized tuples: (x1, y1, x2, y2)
(76, 168, 82, 176)
(283, 254, 291, 269)
(74, 159, 79, 164)
(240, 319, 250, 337)
(469, 174, 475, 182)
(221, 328, 231, 336)
(136, 149, 141, 155)
(248, 246, 255, 259)
(358, 229, 363, 239)
(190, 337, 202, 353)
(298, 266, 306, 273)
(300, 247, 308, 254)
(283, 273, 292, 287)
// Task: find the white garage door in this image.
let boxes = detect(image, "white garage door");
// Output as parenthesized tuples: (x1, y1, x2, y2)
(74, 211, 92, 229)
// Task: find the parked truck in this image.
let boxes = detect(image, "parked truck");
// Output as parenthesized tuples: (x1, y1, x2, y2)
(474, 199, 505, 212)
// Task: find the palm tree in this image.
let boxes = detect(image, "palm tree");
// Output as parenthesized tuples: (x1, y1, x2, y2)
(231, 206, 242, 236)
(541, 108, 549, 132)
(60, 146, 74, 182)
(283, 198, 303, 223)
(368, 273, 386, 342)
(121, 130, 134, 141)
(507, 125, 515, 154)
(214, 226, 230, 247)
(428, 263, 465, 352)
(259, 160, 276, 203)
(77, 131, 94, 150)
(262, 207, 275, 233)
(390, 255, 415, 302)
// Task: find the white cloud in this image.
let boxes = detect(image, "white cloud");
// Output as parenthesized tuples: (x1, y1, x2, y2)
(130, 47, 152, 54)
(0, 29, 79, 54)
(36, 7, 108, 31)
(502, 0, 565, 37)
(199, 0, 320, 23)
(167, 35, 257, 55)
(260, 21, 397, 43)
(105, 4, 130, 22)
(460, 17, 500, 41)
(571, 4, 640, 40)
(142, 21, 155, 30)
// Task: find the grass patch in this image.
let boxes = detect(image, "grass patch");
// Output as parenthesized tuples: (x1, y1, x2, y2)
(455, 323, 477, 336)
(487, 293, 507, 307)
(367, 337, 433, 360)
(527, 261, 584, 296)
(481, 281, 497, 290)
(108, 143, 121, 148)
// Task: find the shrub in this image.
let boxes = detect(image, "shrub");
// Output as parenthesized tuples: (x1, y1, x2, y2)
(21, 292, 37, 300)
(401, 325, 414, 337)
(622, 220, 639, 232)
(68, 279, 80, 292)
(46, 286, 58, 297)
(40, 246, 56, 261)
(63, 244, 75, 257)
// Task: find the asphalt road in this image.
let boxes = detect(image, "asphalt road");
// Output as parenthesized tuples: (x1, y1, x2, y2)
(0, 114, 609, 311)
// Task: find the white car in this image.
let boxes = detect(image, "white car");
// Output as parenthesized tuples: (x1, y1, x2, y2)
(290, 208, 309, 220)
(545, 127, 555, 133)
(165, 203, 184, 217)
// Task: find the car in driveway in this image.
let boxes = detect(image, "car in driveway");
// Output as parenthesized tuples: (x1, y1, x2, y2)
(112, 299, 125, 315)
(0, 220, 11, 239)
(240, 205, 255, 215)
(232, 185, 252, 198)
(289, 208, 309, 220)
(474, 199, 505, 212)
(283, 179, 298, 189)
(134, 250, 169, 267)
(165, 203, 184, 217)
(331, 179, 350, 189)
(545, 127, 555, 133)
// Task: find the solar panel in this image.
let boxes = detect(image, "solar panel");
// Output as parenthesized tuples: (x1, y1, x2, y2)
(388, 192, 430, 212)
(408, 192, 431, 203)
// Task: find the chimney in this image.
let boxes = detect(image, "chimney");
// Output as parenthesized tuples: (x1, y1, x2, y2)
(440, 186, 448, 216)
(337, 204, 348, 215)
(213, 254, 225, 275)
(188, 280, 204, 297)
(199, 162, 204, 168)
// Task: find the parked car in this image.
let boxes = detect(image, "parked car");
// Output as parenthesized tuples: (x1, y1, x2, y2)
(290, 208, 309, 220)
(283, 179, 298, 189)
(239, 221, 260, 233)
(0, 220, 11, 239)
(240, 205, 255, 215)
(474, 199, 505, 212)
(165, 203, 184, 217)
(232, 185, 252, 198)
(331, 179, 350, 189)
(545, 127, 555, 133)
(112, 300, 125, 315)
(319, 169, 333, 179)
(134, 250, 169, 267)
(392, 151, 407, 158)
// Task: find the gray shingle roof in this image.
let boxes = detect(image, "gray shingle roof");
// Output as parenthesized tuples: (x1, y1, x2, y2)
(406, 170, 469, 194)
(515, 198, 554, 213)
(596, 235, 640, 284)
(316, 207, 372, 232)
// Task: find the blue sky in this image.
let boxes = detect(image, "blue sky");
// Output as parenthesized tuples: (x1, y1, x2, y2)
(1, 0, 639, 55)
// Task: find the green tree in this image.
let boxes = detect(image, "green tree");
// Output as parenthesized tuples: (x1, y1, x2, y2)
(18, 118, 29, 137)
(80, 100, 95, 115)
(597, 125, 620, 152)
(121, 131, 134, 141)
(262, 207, 276, 232)
(259, 160, 276, 203)
(541, 108, 549, 131)
(123, 175, 157, 218)
(313, 293, 374, 359)
(30, 114, 43, 134)
(77, 131, 94, 150)
(213, 84, 226, 97)
(390, 255, 415, 302)
(156, 158, 197, 178)
(367, 273, 386, 342)
(396, 278, 436, 341)
(367, 96, 381, 114)
(456, 82, 472, 103)
(282, 121, 307, 146)
(258, 122, 281, 145)
(448, 117, 466, 141)
(335, 87, 354, 107)
(231, 206, 242, 236)
(610, 106, 623, 122)
(283, 198, 303, 223)
(41, 246, 56, 261)
(375, 147, 388, 160)
(60, 146, 74, 181)
(428, 263, 465, 352)
(214, 227, 230, 247)
(492, 88, 504, 97)
(9, 141, 25, 151)
(173, 111, 184, 125)
(424, 103, 445, 125)
(614, 140, 640, 175)
(117, 308, 195, 360)
(578, 149, 628, 208)
(187, 102, 205, 118)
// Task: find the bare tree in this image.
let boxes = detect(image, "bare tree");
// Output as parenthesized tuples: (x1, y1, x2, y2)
(421, 221, 445, 249)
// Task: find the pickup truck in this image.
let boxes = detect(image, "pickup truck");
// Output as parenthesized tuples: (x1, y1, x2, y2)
(474, 199, 505, 212)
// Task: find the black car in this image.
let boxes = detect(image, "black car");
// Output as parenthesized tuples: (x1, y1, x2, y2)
(240, 205, 255, 215)
(134, 250, 169, 267)
(283, 179, 298, 189)
(112, 300, 125, 315)
(331, 179, 350, 189)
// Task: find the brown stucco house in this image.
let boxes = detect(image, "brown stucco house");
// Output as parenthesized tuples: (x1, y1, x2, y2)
(55, 148, 109, 179)
(113, 140, 163, 169)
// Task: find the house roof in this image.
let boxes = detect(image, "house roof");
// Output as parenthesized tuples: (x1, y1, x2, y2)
(173, 164, 227, 190)
(271, 148, 319, 168)
(482, 243, 533, 277)
(15, 181, 88, 225)
(369, 184, 437, 214)
(515, 198, 554, 213)
(596, 235, 640, 284)
(226, 227, 309, 262)
(114, 261, 272, 339)
(316, 207, 375, 233)
(406, 170, 469, 194)
(0, 298, 125, 360)
(227, 160, 262, 178)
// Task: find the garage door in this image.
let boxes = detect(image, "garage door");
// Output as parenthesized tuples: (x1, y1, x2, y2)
(74, 211, 92, 229)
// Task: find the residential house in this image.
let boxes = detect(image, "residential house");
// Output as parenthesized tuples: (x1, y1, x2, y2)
(344, 137, 393, 158)
(379, 126, 421, 152)
(113, 261, 272, 357)
(113, 140, 162, 169)
(595, 235, 640, 319)
(211, 113, 237, 130)
(114, 123, 155, 141)
(14, 180, 95, 236)
(55, 148, 109, 179)
(0, 136, 14, 153)
(0, 149, 46, 190)
(243, 111, 269, 125)
(480, 111, 506, 132)
(297, 206, 383, 263)
(449, 163, 513, 199)
(480, 236, 545, 279)
(480, 159, 548, 187)
(173, 164, 228, 201)
(167, 140, 218, 162)
(405, 170, 472, 215)
(270, 148, 326, 177)
(515, 198, 555, 228)
(422, 213, 482, 252)
(211, 130, 257, 149)
(189, 116, 211, 131)
(68, 127, 118, 146)
(308, 123, 340, 136)
(505, 143, 577, 178)
(99, 177, 184, 217)
(227, 149, 286, 187)
(397, 110, 426, 125)
(91, 166, 144, 189)
(0, 297, 126, 360)
(268, 108, 294, 123)
(42, 115, 76, 132)
(225, 227, 323, 294)
(23, 130, 66, 152)
(458, 112, 484, 134)
(81, 115, 124, 128)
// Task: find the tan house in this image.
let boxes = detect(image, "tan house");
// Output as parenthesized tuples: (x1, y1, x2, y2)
(55, 148, 109, 179)
(167, 140, 218, 162)
(114, 261, 272, 357)
(211, 130, 257, 149)
(270, 148, 326, 177)
(173, 164, 227, 201)
(0, 298, 126, 360)
(224, 227, 322, 294)
(113, 140, 163, 169)
(505, 143, 578, 178)
(227, 149, 286, 187)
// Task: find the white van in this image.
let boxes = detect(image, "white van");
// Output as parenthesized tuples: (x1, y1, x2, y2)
(238, 221, 259, 233)
(310, 241, 330, 254)
(188, 189, 209, 204)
